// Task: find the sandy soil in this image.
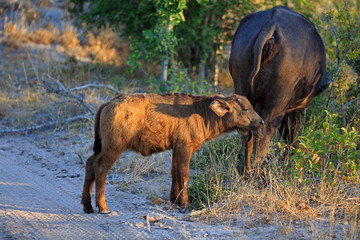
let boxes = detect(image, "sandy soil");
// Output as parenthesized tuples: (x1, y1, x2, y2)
(0, 130, 265, 240)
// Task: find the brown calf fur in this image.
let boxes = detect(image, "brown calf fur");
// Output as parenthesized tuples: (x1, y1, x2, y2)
(81, 93, 263, 214)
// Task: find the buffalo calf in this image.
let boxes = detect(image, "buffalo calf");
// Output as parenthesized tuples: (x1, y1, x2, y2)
(81, 93, 263, 213)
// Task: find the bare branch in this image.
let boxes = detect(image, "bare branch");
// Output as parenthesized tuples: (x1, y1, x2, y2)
(323, 16, 338, 40)
(344, 96, 360, 107)
(343, 0, 352, 29)
(17, 75, 121, 136)
(0, 114, 92, 136)
(340, 100, 347, 127)
(47, 74, 66, 91)
(137, 43, 149, 76)
(68, 83, 120, 94)
(139, 62, 149, 77)
(326, 47, 349, 108)
(42, 75, 96, 115)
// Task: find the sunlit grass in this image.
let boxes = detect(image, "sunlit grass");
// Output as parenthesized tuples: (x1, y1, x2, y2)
(186, 132, 359, 238)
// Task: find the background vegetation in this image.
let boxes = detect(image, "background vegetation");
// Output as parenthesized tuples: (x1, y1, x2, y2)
(0, 0, 359, 238)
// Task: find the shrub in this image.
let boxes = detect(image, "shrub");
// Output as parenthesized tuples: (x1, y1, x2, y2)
(289, 110, 360, 186)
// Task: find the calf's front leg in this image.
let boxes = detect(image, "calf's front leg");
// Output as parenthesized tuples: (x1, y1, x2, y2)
(170, 144, 192, 208)
(242, 130, 254, 175)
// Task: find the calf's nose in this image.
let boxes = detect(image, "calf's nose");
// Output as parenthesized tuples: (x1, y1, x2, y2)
(259, 120, 264, 125)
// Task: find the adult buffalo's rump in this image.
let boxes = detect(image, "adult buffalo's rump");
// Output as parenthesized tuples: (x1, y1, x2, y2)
(229, 6, 328, 174)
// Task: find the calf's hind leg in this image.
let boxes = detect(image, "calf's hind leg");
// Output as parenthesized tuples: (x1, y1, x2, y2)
(81, 154, 96, 213)
(93, 148, 123, 214)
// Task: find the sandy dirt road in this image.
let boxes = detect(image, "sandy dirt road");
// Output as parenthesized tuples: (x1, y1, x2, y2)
(0, 134, 154, 239)
(0, 132, 260, 240)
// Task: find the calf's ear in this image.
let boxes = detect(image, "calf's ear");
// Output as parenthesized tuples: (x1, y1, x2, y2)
(210, 99, 232, 117)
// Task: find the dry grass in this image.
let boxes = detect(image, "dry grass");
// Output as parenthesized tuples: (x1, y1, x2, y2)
(85, 27, 130, 66)
(59, 23, 82, 51)
(3, 20, 129, 66)
(28, 24, 58, 45)
(2, 1, 128, 66)
(107, 151, 171, 203)
(3, 18, 29, 48)
(112, 151, 170, 185)
(188, 175, 359, 238)
(185, 134, 360, 238)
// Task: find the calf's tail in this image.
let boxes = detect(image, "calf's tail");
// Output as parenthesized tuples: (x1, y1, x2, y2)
(93, 94, 123, 155)
(93, 103, 107, 155)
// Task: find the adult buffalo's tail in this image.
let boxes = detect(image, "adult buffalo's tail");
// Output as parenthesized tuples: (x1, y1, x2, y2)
(315, 72, 330, 96)
(249, 22, 278, 99)
(93, 103, 107, 155)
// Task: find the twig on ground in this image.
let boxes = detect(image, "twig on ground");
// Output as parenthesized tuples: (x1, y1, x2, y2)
(44, 74, 96, 114)
(41, 76, 119, 116)
(0, 114, 92, 136)
(146, 214, 151, 233)
(1, 75, 120, 136)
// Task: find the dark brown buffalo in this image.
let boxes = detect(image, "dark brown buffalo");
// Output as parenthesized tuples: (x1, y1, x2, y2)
(81, 93, 263, 213)
(229, 6, 328, 175)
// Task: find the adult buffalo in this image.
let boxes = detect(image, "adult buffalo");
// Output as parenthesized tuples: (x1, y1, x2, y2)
(229, 6, 328, 175)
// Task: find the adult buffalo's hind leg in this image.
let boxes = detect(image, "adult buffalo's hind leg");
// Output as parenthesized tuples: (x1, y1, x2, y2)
(253, 113, 285, 177)
(93, 147, 123, 214)
(81, 154, 96, 213)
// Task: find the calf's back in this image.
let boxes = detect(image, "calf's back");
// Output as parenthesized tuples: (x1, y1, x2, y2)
(98, 93, 220, 156)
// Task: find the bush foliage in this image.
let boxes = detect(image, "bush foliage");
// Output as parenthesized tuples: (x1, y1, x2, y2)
(289, 110, 360, 186)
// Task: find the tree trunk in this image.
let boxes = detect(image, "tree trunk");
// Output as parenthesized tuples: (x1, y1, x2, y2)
(200, 65, 205, 79)
(213, 41, 223, 87)
(213, 61, 219, 86)
(160, 58, 168, 82)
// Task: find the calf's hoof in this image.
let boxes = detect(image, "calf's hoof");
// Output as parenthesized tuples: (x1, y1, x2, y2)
(97, 204, 110, 214)
(99, 209, 111, 214)
(96, 201, 110, 214)
(178, 206, 189, 214)
(170, 197, 189, 211)
(81, 200, 94, 214)
(82, 204, 94, 214)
